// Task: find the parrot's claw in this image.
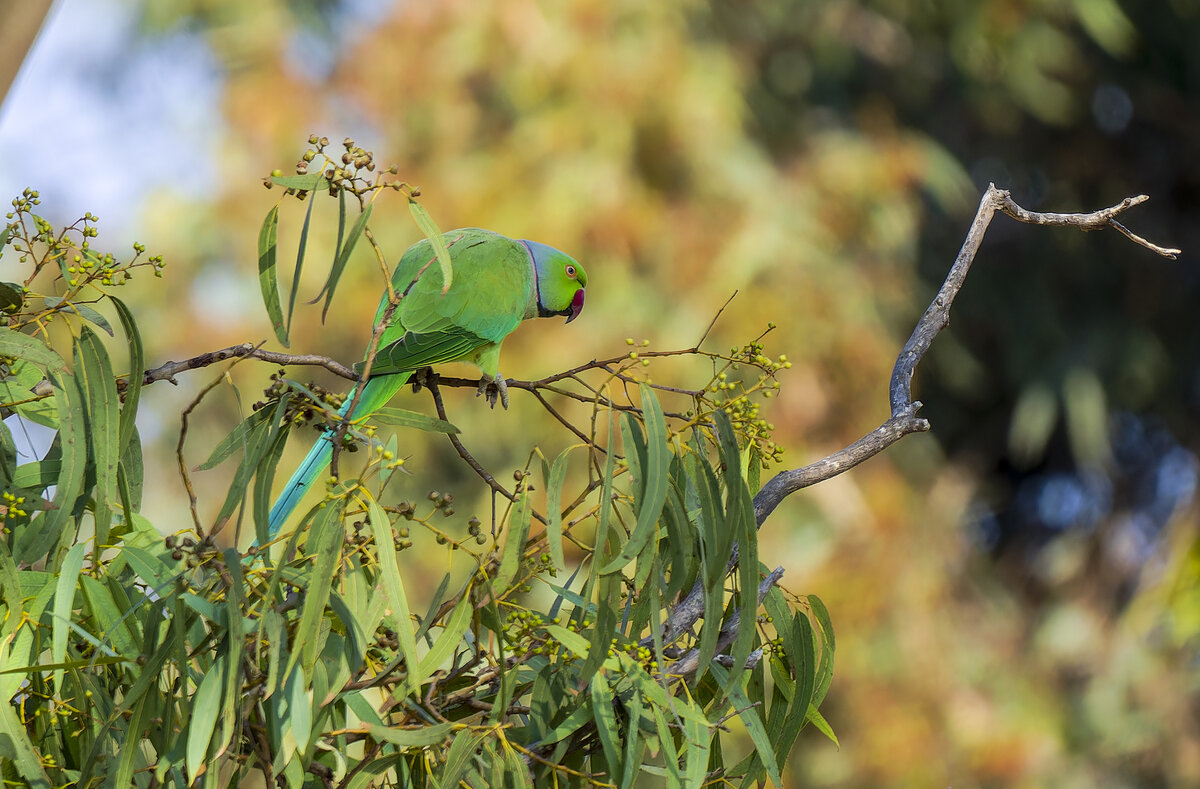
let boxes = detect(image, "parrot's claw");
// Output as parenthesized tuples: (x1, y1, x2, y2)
(477, 373, 509, 410)
(411, 367, 435, 393)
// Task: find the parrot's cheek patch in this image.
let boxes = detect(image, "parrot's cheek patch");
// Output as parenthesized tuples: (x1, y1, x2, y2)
(566, 289, 585, 323)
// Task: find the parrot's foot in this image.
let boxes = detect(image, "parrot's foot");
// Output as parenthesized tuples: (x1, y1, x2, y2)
(411, 367, 435, 393)
(477, 373, 509, 409)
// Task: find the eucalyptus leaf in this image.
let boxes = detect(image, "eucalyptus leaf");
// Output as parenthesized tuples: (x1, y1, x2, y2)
(257, 204, 287, 345)
(407, 199, 453, 293)
(370, 407, 458, 433)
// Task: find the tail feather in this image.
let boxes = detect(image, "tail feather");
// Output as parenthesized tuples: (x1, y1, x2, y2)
(265, 372, 412, 539)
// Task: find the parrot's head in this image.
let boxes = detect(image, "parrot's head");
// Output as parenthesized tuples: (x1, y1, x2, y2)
(525, 240, 587, 324)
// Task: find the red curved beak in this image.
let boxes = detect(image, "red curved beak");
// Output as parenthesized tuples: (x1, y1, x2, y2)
(566, 288, 585, 324)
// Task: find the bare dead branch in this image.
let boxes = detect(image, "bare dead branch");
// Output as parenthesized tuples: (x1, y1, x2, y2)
(656, 184, 1181, 649)
(995, 192, 1181, 259)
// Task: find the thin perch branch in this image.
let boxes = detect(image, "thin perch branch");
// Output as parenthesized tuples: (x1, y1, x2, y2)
(137, 343, 357, 387)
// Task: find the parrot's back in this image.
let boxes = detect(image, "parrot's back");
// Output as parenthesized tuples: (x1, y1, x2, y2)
(380, 228, 537, 347)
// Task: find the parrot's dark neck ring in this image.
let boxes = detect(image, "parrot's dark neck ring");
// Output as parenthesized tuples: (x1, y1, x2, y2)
(522, 240, 542, 304)
(523, 240, 556, 318)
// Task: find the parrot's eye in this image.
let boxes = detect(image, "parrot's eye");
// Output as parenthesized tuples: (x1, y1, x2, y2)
(565, 265, 577, 278)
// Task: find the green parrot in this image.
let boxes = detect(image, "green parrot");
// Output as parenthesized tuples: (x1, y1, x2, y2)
(267, 228, 587, 537)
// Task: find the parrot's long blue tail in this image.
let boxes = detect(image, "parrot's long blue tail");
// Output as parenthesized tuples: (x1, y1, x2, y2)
(266, 373, 410, 539)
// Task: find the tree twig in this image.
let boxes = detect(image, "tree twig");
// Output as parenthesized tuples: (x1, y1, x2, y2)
(136, 343, 357, 388)
(425, 373, 548, 526)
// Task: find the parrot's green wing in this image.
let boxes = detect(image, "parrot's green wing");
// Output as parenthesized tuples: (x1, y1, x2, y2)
(391, 231, 533, 338)
(357, 327, 492, 378)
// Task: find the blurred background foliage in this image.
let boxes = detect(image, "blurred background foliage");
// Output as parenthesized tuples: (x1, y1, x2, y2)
(3, 0, 1198, 785)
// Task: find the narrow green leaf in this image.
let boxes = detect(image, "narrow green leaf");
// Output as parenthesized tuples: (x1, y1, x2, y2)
(287, 663, 313, 754)
(120, 545, 178, 601)
(579, 412, 619, 685)
(366, 722, 453, 748)
(370, 407, 458, 433)
(503, 739, 534, 789)
(808, 594, 835, 706)
(186, 654, 225, 781)
(414, 573, 452, 645)
(289, 500, 344, 676)
(694, 571, 724, 686)
(262, 608, 285, 703)
(321, 202, 374, 322)
(76, 326, 120, 547)
(79, 575, 138, 657)
(806, 704, 839, 746)
(541, 624, 590, 659)
(42, 296, 114, 335)
(269, 172, 328, 191)
(439, 729, 486, 789)
(601, 384, 669, 574)
(52, 543, 86, 691)
(688, 451, 723, 587)
(417, 585, 474, 678)
(620, 690, 645, 789)
(488, 660, 519, 725)
(494, 491, 533, 592)
(257, 204, 287, 346)
(309, 185, 345, 309)
(0, 703, 51, 789)
(334, 187, 347, 267)
(584, 412, 617, 607)
(620, 412, 647, 502)
(1, 357, 57, 427)
(117, 426, 145, 518)
(662, 483, 694, 601)
(714, 408, 741, 483)
(18, 373, 85, 563)
(772, 612, 816, 770)
(211, 398, 290, 528)
(407, 199, 453, 293)
(345, 756, 406, 789)
(222, 548, 245, 750)
(710, 663, 784, 787)
(0, 538, 24, 617)
(0, 326, 67, 372)
(682, 709, 712, 789)
(650, 704, 685, 788)
(12, 459, 59, 489)
(364, 492, 419, 693)
(0, 579, 54, 702)
(112, 296, 143, 457)
(544, 446, 573, 569)
(0, 281, 21, 313)
(728, 484, 759, 689)
(180, 592, 225, 624)
(286, 188, 316, 336)
(342, 690, 384, 728)
(111, 692, 153, 787)
(253, 411, 291, 545)
(536, 699, 593, 747)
